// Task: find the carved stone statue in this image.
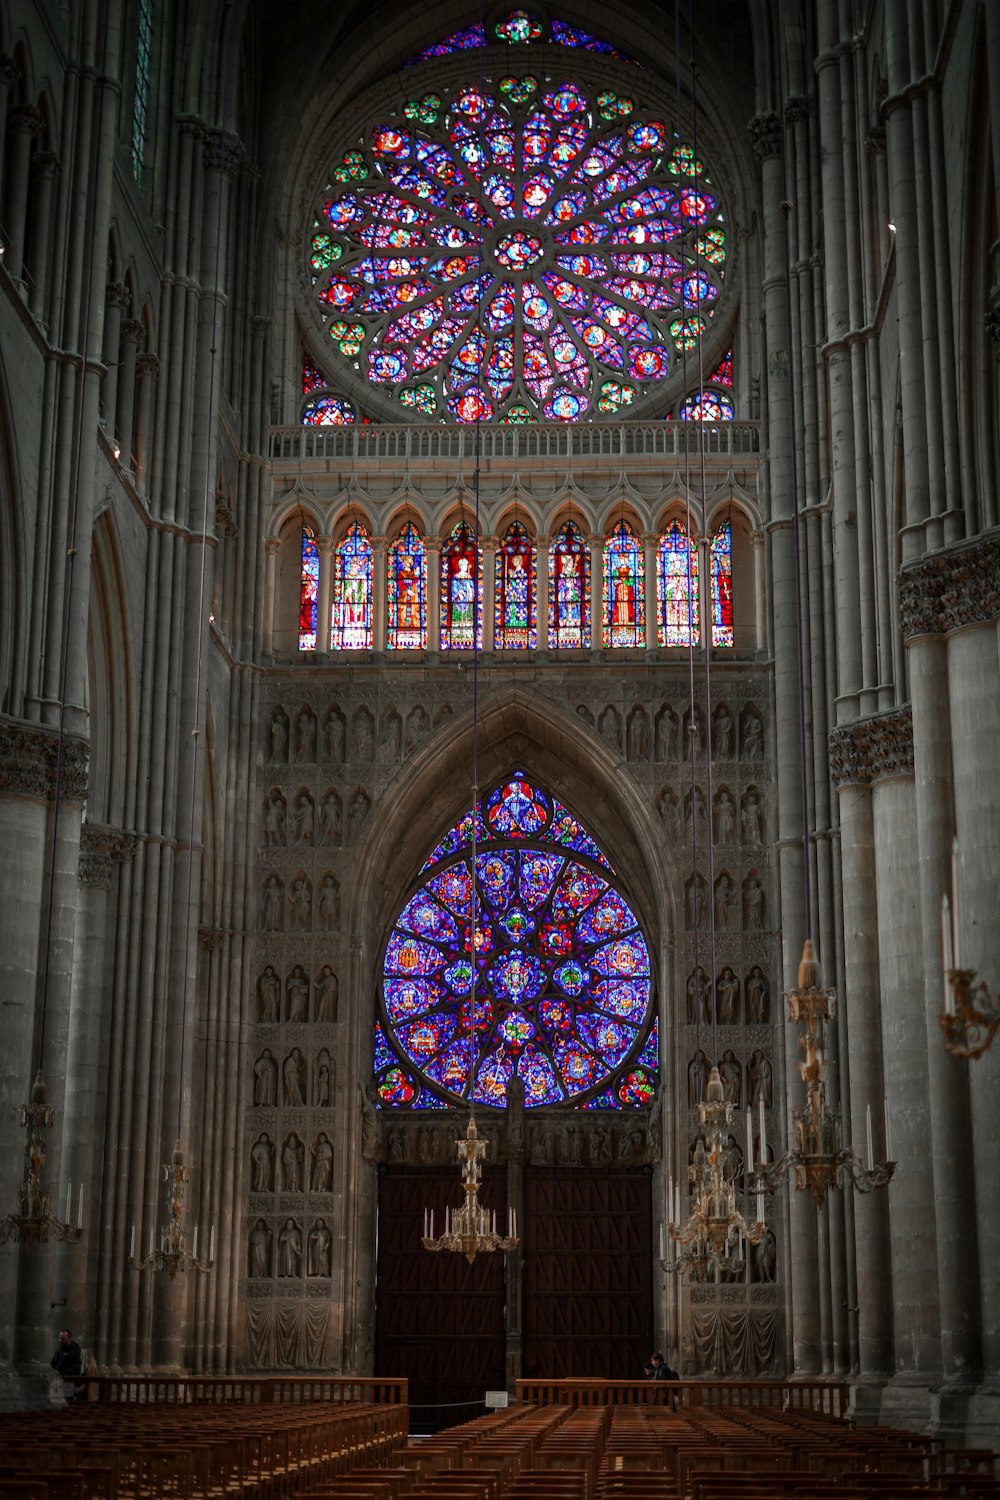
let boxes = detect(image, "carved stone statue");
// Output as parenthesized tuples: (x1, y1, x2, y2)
(257, 966, 280, 1023)
(317, 874, 340, 932)
(282, 1049, 306, 1107)
(714, 789, 737, 844)
(742, 790, 764, 845)
(286, 966, 309, 1023)
(713, 704, 734, 759)
(323, 706, 345, 762)
(752, 1227, 777, 1283)
(741, 708, 763, 759)
(249, 1218, 272, 1278)
(260, 873, 283, 932)
(716, 966, 740, 1023)
(655, 706, 678, 761)
(263, 789, 286, 846)
(406, 703, 429, 750)
(277, 1217, 302, 1276)
(715, 873, 739, 930)
(598, 705, 621, 750)
(746, 966, 769, 1023)
(576, 703, 594, 727)
(253, 1049, 277, 1106)
(348, 787, 371, 843)
(351, 705, 374, 762)
(314, 966, 338, 1022)
(313, 1049, 332, 1107)
(378, 709, 402, 761)
(657, 787, 679, 840)
(719, 1050, 741, 1107)
(289, 876, 312, 932)
(310, 1133, 333, 1192)
(360, 1082, 379, 1161)
(748, 1049, 773, 1108)
(318, 789, 342, 845)
(627, 706, 650, 761)
(744, 874, 766, 929)
(281, 1131, 305, 1192)
(687, 968, 712, 1025)
(250, 1133, 274, 1192)
(294, 709, 316, 763)
(290, 789, 314, 845)
(308, 1219, 331, 1277)
(269, 708, 288, 763)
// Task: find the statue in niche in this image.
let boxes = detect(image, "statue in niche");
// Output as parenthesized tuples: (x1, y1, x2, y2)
(655, 705, 678, 761)
(348, 788, 371, 844)
(593, 1122, 613, 1164)
(722, 1133, 744, 1183)
(285, 966, 309, 1024)
(417, 1125, 436, 1165)
(317, 873, 340, 933)
(746, 966, 769, 1023)
(687, 873, 708, 929)
(310, 1133, 333, 1192)
(748, 1050, 773, 1109)
(387, 1126, 406, 1164)
(685, 786, 707, 830)
(435, 702, 453, 727)
(269, 707, 288, 763)
(715, 873, 739, 931)
(406, 703, 429, 751)
(318, 788, 342, 845)
(257, 966, 280, 1023)
(314, 1049, 333, 1107)
(294, 708, 316, 763)
(351, 705, 374, 762)
(719, 1050, 741, 1108)
(714, 789, 737, 845)
(249, 1218, 272, 1278)
(259, 873, 283, 932)
(687, 967, 712, 1025)
(360, 1082, 379, 1161)
(323, 706, 346, 763)
(752, 1227, 777, 1284)
(289, 875, 312, 932)
(744, 873, 766, 930)
(712, 704, 734, 760)
(263, 789, 286, 846)
(576, 704, 594, 727)
(277, 1218, 302, 1277)
(314, 966, 338, 1022)
(688, 1050, 711, 1106)
(378, 709, 402, 761)
(598, 705, 621, 750)
(250, 1133, 274, 1192)
(742, 789, 764, 845)
(290, 789, 314, 846)
(627, 706, 650, 761)
(281, 1131, 305, 1192)
(716, 966, 740, 1024)
(741, 708, 764, 759)
(684, 705, 704, 757)
(656, 787, 679, 841)
(308, 1219, 332, 1277)
(253, 1049, 277, 1107)
(282, 1049, 306, 1108)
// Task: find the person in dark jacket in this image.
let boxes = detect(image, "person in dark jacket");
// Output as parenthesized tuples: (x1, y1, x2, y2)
(51, 1329, 83, 1401)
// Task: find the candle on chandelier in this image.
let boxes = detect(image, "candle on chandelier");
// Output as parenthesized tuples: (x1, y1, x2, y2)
(77, 1184, 83, 1230)
(883, 1099, 892, 1163)
(865, 1104, 874, 1172)
(745, 1108, 753, 1173)
(758, 1097, 767, 1161)
(667, 1175, 674, 1226)
(193, 1225, 198, 1260)
(942, 896, 955, 1015)
(951, 837, 962, 968)
(659, 1222, 665, 1260)
(130, 1224, 135, 1259)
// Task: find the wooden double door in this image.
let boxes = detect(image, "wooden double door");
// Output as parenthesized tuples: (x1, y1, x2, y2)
(375, 1165, 652, 1430)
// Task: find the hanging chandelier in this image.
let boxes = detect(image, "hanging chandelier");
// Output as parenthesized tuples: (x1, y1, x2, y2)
(422, 1114, 517, 1264)
(0, 1071, 83, 1250)
(939, 845, 999, 1059)
(754, 940, 894, 1203)
(661, 1065, 765, 1281)
(129, 1141, 214, 1279)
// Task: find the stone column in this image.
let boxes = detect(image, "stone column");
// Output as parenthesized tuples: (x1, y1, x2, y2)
(482, 539, 497, 650)
(535, 536, 549, 649)
(133, 353, 159, 492)
(426, 539, 442, 652)
(588, 535, 603, 649)
(3, 104, 43, 280)
(115, 317, 144, 465)
(0, 57, 20, 205)
(316, 536, 334, 656)
(101, 283, 130, 425)
(261, 539, 280, 659)
(505, 1082, 525, 1389)
(27, 151, 59, 318)
(372, 537, 387, 652)
(644, 534, 658, 649)
(750, 531, 766, 654)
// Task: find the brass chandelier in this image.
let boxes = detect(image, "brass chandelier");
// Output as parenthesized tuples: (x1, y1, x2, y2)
(0, 1072, 83, 1251)
(422, 1115, 517, 1264)
(129, 1141, 215, 1279)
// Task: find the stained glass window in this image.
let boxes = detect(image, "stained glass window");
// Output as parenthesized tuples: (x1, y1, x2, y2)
(710, 519, 733, 648)
(374, 772, 656, 1110)
(549, 519, 590, 649)
(302, 394, 355, 425)
(494, 521, 536, 649)
(440, 520, 482, 650)
(131, 0, 153, 182)
(330, 522, 373, 650)
(299, 526, 319, 651)
(408, 14, 633, 66)
(603, 520, 644, 648)
(303, 354, 325, 393)
(310, 74, 728, 424)
(656, 519, 698, 647)
(676, 347, 735, 420)
(387, 522, 427, 650)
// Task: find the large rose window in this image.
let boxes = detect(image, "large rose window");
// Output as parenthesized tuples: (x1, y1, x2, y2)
(309, 75, 727, 422)
(373, 774, 658, 1109)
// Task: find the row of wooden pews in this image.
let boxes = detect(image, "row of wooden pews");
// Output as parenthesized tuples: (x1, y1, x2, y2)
(0, 1389, 407, 1498)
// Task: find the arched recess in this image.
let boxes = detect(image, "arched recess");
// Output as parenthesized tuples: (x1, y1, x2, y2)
(272, 503, 322, 657)
(86, 512, 134, 828)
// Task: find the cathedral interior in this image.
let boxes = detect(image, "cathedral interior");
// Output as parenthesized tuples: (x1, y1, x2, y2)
(1, 0, 999, 1453)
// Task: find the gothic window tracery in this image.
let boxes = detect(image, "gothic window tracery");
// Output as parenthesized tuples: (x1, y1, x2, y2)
(494, 520, 537, 648)
(387, 522, 427, 649)
(603, 519, 644, 647)
(299, 526, 319, 650)
(656, 518, 698, 647)
(330, 521, 374, 649)
(373, 772, 657, 1110)
(440, 520, 483, 649)
(549, 518, 590, 648)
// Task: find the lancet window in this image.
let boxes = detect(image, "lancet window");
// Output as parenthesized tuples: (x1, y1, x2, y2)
(387, 523, 427, 650)
(603, 520, 644, 648)
(330, 522, 373, 650)
(494, 521, 537, 649)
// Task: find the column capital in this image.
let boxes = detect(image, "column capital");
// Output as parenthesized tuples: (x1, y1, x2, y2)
(864, 126, 887, 157)
(106, 281, 131, 311)
(136, 351, 160, 380)
(250, 315, 271, 335)
(0, 55, 21, 90)
(316, 534, 336, 555)
(31, 150, 60, 182)
(749, 529, 765, 551)
(783, 95, 811, 126)
(121, 317, 146, 347)
(264, 537, 281, 556)
(0, 717, 89, 805)
(828, 708, 914, 789)
(747, 111, 782, 163)
(898, 534, 1000, 639)
(78, 823, 140, 888)
(7, 104, 43, 139)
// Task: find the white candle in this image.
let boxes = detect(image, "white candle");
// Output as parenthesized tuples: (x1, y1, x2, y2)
(659, 1222, 665, 1260)
(193, 1225, 198, 1260)
(65, 1181, 71, 1224)
(676, 1181, 682, 1224)
(210, 1225, 215, 1262)
(883, 1099, 892, 1162)
(865, 1105, 874, 1172)
(942, 896, 955, 1015)
(758, 1097, 767, 1160)
(745, 1108, 754, 1173)
(130, 1224, 135, 1259)
(756, 1190, 764, 1223)
(77, 1184, 83, 1229)
(952, 838, 962, 967)
(148, 1225, 154, 1258)
(668, 1175, 674, 1225)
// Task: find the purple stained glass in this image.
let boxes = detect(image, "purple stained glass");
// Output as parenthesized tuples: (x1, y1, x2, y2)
(711, 519, 734, 647)
(549, 520, 590, 648)
(376, 775, 655, 1108)
(440, 521, 482, 650)
(330, 521, 373, 650)
(657, 519, 699, 647)
(548, 801, 611, 867)
(312, 80, 727, 424)
(603, 519, 645, 648)
(494, 522, 537, 649)
(299, 526, 319, 651)
(387, 523, 427, 650)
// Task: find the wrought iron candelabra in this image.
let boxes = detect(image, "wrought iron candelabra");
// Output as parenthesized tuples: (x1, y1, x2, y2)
(0, 1071, 83, 1250)
(129, 1140, 214, 1278)
(757, 941, 895, 1203)
(422, 1115, 518, 1264)
(661, 1065, 766, 1282)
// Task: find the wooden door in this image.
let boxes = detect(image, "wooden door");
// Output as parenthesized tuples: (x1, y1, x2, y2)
(374, 1166, 508, 1433)
(522, 1167, 652, 1380)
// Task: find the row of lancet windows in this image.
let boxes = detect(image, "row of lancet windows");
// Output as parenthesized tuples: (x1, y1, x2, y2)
(298, 517, 733, 653)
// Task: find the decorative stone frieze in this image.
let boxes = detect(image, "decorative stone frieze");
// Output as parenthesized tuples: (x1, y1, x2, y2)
(747, 111, 782, 162)
(828, 707, 914, 788)
(78, 824, 139, 888)
(0, 718, 89, 805)
(898, 534, 1000, 638)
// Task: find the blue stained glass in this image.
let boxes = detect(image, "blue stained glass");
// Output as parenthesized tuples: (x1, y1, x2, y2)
(299, 527, 319, 651)
(331, 523, 373, 649)
(440, 521, 482, 650)
(638, 1019, 658, 1068)
(397, 892, 459, 943)
(711, 520, 734, 647)
(548, 801, 612, 867)
(414, 1086, 450, 1109)
(420, 806, 489, 871)
(619, 1067, 655, 1104)
(374, 1023, 394, 1069)
(377, 773, 655, 1109)
(549, 520, 590, 648)
(518, 849, 564, 908)
(577, 889, 638, 944)
(581, 1088, 619, 1109)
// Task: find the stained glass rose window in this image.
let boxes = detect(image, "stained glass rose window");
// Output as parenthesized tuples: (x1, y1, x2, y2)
(374, 773, 658, 1108)
(309, 73, 727, 422)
